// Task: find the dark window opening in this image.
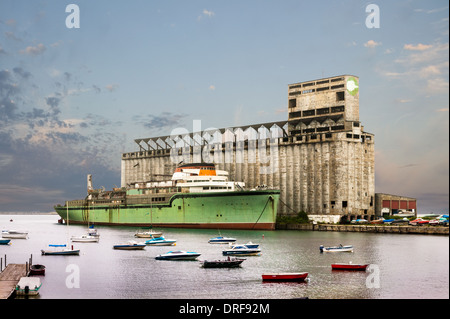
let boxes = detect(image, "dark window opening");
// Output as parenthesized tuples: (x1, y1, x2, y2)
(336, 91, 345, 101)
(342, 201, 348, 208)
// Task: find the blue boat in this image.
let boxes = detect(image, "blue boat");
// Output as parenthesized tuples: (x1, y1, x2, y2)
(222, 245, 261, 256)
(145, 236, 176, 246)
(208, 236, 236, 244)
(0, 239, 11, 245)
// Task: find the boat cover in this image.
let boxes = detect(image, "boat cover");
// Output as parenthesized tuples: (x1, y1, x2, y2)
(17, 277, 41, 289)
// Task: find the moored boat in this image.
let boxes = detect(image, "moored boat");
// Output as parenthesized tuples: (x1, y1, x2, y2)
(29, 264, 46, 275)
(262, 272, 309, 282)
(320, 244, 353, 253)
(222, 245, 261, 256)
(1, 230, 28, 239)
(113, 241, 146, 250)
(0, 239, 11, 245)
(54, 164, 280, 230)
(15, 277, 42, 296)
(201, 257, 245, 268)
(331, 263, 369, 271)
(155, 250, 201, 260)
(135, 229, 163, 238)
(71, 234, 99, 242)
(145, 236, 176, 246)
(208, 236, 237, 244)
(41, 244, 80, 255)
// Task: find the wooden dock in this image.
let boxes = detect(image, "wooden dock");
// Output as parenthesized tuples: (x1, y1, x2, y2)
(0, 256, 30, 299)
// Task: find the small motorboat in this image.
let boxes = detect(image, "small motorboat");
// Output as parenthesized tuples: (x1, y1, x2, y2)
(201, 257, 245, 268)
(208, 236, 237, 244)
(155, 250, 201, 260)
(135, 229, 163, 238)
(113, 241, 146, 250)
(262, 272, 309, 282)
(331, 263, 369, 271)
(15, 277, 42, 296)
(222, 245, 261, 256)
(71, 234, 99, 242)
(145, 236, 176, 246)
(1, 230, 28, 239)
(229, 242, 259, 249)
(320, 244, 353, 253)
(29, 264, 46, 276)
(0, 239, 11, 245)
(41, 244, 80, 255)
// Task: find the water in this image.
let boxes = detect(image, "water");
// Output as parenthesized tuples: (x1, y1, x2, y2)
(1, 214, 448, 299)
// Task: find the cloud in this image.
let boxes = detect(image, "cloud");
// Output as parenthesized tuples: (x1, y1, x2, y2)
(105, 83, 119, 92)
(436, 108, 449, 112)
(364, 40, 381, 48)
(198, 9, 215, 20)
(134, 112, 186, 131)
(404, 43, 433, 51)
(19, 43, 46, 55)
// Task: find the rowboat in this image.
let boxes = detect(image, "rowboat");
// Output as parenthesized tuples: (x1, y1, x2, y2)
(262, 272, 309, 282)
(15, 277, 42, 296)
(29, 264, 46, 275)
(331, 263, 369, 271)
(200, 257, 245, 268)
(320, 244, 353, 253)
(113, 241, 146, 250)
(155, 250, 201, 260)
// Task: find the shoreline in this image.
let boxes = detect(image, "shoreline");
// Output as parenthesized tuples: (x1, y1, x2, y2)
(277, 223, 449, 235)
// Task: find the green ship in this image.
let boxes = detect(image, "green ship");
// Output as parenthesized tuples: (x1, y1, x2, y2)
(54, 163, 280, 230)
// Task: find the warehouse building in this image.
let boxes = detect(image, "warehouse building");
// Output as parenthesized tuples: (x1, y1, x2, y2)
(121, 75, 376, 223)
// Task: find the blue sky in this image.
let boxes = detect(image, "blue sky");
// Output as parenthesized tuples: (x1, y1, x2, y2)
(0, 0, 448, 214)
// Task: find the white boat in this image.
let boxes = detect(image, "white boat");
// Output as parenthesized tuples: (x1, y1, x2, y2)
(155, 250, 201, 260)
(320, 244, 353, 253)
(113, 241, 146, 250)
(71, 234, 99, 242)
(208, 236, 237, 244)
(41, 244, 80, 255)
(145, 236, 176, 246)
(1, 230, 28, 239)
(222, 245, 261, 256)
(229, 242, 259, 249)
(135, 229, 163, 238)
(15, 277, 42, 296)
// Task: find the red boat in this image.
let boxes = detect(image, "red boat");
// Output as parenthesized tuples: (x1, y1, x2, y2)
(29, 264, 46, 275)
(331, 263, 369, 271)
(262, 272, 308, 282)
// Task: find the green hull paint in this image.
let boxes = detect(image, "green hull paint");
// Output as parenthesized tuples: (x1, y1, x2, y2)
(55, 190, 280, 230)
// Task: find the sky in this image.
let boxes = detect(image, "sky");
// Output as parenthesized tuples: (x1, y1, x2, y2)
(0, 0, 448, 214)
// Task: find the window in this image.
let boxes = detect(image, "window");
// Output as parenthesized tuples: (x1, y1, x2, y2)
(336, 91, 345, 101)
(289, 99, 296, 108)
(342, 201, 348, 208)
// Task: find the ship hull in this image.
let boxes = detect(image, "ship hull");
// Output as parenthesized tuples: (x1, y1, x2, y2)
(55, 190, 280, 230)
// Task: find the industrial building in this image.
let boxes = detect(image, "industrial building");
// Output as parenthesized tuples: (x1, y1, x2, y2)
(121, 75, 377, 223)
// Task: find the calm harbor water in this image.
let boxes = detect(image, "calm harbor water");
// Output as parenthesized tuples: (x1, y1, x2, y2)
(1, 214, 448, 300)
